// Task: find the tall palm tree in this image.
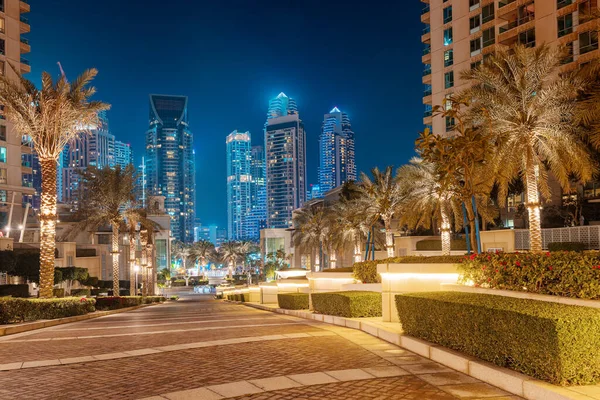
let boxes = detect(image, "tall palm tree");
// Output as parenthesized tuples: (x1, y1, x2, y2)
(190, 239, 215, 276)
(397, 157, 458, 255)
(332, 199, 369, 263)
(293, 205, 327, 271)
(463, 44, 595, 252)
(357, 166, 403, 258)
(76, 165, 137, 295)
(219, 241, 241, 278)
(0, 68, 109, 298)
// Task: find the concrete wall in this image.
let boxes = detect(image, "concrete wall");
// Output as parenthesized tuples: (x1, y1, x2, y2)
(480, 230, 515, 253)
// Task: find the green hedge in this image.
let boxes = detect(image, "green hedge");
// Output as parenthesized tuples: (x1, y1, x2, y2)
(311, 291, 381, 317)
(416, 239, 467, 251)
(70, 288, 91, 297)
(322, 267, 354, 273)
(0, 284, 29, 298)
(95, 296, 164, 310)
(277, 293, 309, 310)
(352, 256, 465, 284)
(548, 242, 586, 252)
(395, 292, 600, 386)
(0, 297, 96, 324)
(53, 288, 65, 298)
(459, 251, 600, 299)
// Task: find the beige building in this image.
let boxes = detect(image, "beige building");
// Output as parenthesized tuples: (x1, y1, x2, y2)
(0, 0, 31, 237)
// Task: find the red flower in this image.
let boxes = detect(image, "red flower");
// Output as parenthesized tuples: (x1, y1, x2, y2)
(546, 252, 551, 257)
(495, 269, 499, 273)
(470, 254, 477, 260)
(487, 256, 491, 261)
(548, 266, 553, 271)
(515, 261, 521, 267)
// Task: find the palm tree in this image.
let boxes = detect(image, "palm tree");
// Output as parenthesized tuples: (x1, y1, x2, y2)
(332, 199, 369, 263)
(397, 158, 458, 256)
(293, 205, 327, 271)
(357, 166, 403, 258)
(220, 241, 241, 278)
(0, 68, 109, 298)
(463, 44, 595, 252)
(76, 165, 136, 295)
(190, 239, 215, 276)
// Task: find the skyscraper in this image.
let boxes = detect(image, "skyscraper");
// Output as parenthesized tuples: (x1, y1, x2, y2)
(114, 140, 133, 169)
(226, 130, 252, 240)
(248, 145, 267, 240)
(318, 107, 356, 196)
(146, 94, 196, 243)
(265, 93, 306, 229)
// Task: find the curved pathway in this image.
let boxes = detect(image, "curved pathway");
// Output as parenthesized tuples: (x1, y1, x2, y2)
(0, 295, 520, 399)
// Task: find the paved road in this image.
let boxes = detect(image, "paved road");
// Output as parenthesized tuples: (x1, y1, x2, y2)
(0, 295, 520, 400)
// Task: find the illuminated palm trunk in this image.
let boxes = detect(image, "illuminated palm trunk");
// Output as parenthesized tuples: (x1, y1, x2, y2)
(129, 232, 136, 296)
(384, 220, 395, 258)
(147, 242, 154, 295)
(39, 159, 57, 298)
(228, 260, 233, 279)
(354, 233, 362, 263)
(314, 251, 320, 272)
(329, 248, 336, 269)
(111, 223, 120, 296)
(440, 201, 451, 256)
(526, 165, 542, 252)
(140, 229, 148, 296)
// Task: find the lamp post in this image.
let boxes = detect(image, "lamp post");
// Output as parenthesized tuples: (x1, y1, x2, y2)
(134, 265, 140, 296)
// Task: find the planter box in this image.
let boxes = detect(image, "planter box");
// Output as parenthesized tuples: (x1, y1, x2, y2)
(378, 263, 460, 322)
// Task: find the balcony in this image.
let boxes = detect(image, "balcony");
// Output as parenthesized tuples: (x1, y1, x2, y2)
(499, 15, 534, 34)
(498, 0, 516, 8)
(20, 57, 30, 73)
(20, 15, 30, 34)
(423, 68, 431, 77)
(20, 0, 30, 13)
(20, 37, 30, 54)
(423, 89, 432, 97)
(421, 5, 430, 15)
(580, 42, 599, 56)
(557, 0, 572, 10)
(423, 25, 430, 35)
(422, 47, 431, 56)
(423, 110, 433, 118)
(421, 5, 430, 23)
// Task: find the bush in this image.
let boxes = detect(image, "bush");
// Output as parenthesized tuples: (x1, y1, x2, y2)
(322, 267, 353, 273)
(353, 256, 465, 284)
(459, 251, 600, 300)
(53, 288, 65, 298)
(0, 284, 29, 298)
(352, 261, 380, 283)
(416, 239, 467, 251)
(311, 291, 381, 317)
(95, 296, 164, 310)
(0, 297, 96, 324)
(548, 242, 586, 252)
(70, 288, 91, 297)
(169, 295, 179, 301)
(395, 292, 600, 386)
(171, 279, 187, 287)
(55, 267, 89, 284)
(277, 293, 309, 310)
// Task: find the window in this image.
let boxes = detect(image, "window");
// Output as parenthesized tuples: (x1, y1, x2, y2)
(444, 28, 453, 46)
(423, 64, 431, 76)
(469, 0, 480, 10)
(471, 60, 482, 70)
(580, 31, 599, 54)
(444, 71, 454, 89)
(0, 190, 5, 202)
(558, 14, 573, 38)
(424, 84, 432, 97)
(444, 94, 453, 111)
(483, 27, 495, 47)
(470, 37, 482, 55)
(445, 116, 456, 132)
(470, 15, 481, 33)
(562, 42, 574, 64)
(579, 0, 594, 16)
(0, 125, 5, 141)
(0, 146, 5, 163)
(444, 49, 454, 67)
(0, 18, 5, 34)
(443, 7, 452, 24)
(482, 4, 495, 23)
(0, 39, 5, 56)
(0, 0, 4, 13)
(518, 28, 536, 48)
(22, 173, 32, 188)
(0, 168, 6, 184)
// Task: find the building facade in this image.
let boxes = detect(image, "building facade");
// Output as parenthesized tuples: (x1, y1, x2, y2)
(248, 145, 267, 241)
(146, 94, 196, 242)
(226, 130, 252, 240)
(265, 93, 306, 229)
(114, 140, 133, 169)
(0, 0, 32, 235)
(318, 107, 356, 196)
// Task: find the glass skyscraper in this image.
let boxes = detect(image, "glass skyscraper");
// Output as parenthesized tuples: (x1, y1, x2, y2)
(226, 130, 252, 240)
(248, 145, 266, 240)
(114, 140, 133, 169)
(318, 107, 356, 196)
(265, 93, 306, 228)
(146, 94, 196, 243)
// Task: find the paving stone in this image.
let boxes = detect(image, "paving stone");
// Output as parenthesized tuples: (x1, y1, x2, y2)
(163, 388, 223, 400)
(362, 366, 411, 378)
(287, 372, 339, 386)
(21, 359, 60, 368)
(440, 382, 512, 398)
(401, 362, 454, 375)
(248, 376, 303, 391)
(324, 368, 375, 381)
(207, 381, 263, 397)
(419, 371, 480, 386)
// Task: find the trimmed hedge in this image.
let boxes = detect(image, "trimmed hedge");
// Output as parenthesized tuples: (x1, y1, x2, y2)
(395, 292, 600, 385)
(70, 288, 91, 297)
(548, 242, 586, 252)
(459, 251, 600, 299)
(416, 239, 467, 251)
(278, 293, 309, 310)
(95, 296, 164, 310)
(0, 297, 96, 324)
(322, 267, 354, 273)
(353, 255, 465, 284)
(53, 288, 65, 298)
(311, 291, 381, 317)
(0, 284, 29, 298)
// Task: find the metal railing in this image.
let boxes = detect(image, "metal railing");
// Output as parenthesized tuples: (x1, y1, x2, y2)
(20, 57, 29, 66)
(422, 47, 431, 56)
(515, 226, 600, 250)
(20, 16, 28, 24)
(421, 5, 430, 15)
(557, 0, 573, 10)
(20, 37, 29, 45)
(423, 89, 432, 97)
(423, 68, 431, 76)
(498, 0, 516, 8)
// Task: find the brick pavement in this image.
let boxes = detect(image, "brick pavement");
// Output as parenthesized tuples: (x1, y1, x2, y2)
(0, 295, 521, 400)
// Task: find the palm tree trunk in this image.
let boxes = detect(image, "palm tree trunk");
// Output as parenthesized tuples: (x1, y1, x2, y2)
(440, 202, 451, 256)
(129, 233, 136, 296)
(526, 165, 543, 252)
(38, 159, 57, 298)
(147, 243, 154, 295)
(111, 223, 120, 296)
(464, 204, 478, 253)
(384, 219, 395, 258)
(140, 230, 148, 296)
(329, 247, 337, 269)
(354, 233, 362, 263)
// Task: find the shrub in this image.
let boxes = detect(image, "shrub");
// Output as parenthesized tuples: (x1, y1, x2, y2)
(169, 295, 179, 301)
(278, 293, 309, 310)
(55, 267, 89, 284)
(352, 261, 380, 283)
(352, 256, 465, 284)
(416, 239, 467, 251)
(0, 297, 96, 324)
(53, 288, 65, 298)
(70, 288, 91, 297)
(311, 291, 381, 317)
(322, 267, 353, 273)
(459, 251, 600, 300)
(0, 284, 29, 298)
(548, 242, 586, 252)
(395, 292, 600, 386)
(95, 296, 164, 310)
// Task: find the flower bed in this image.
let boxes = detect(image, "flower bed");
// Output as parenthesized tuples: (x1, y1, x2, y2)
(395, 291, 600, 386)
(95, 296, 164, 310)
(459, 251, 600, 300)
(0, 297, 96, 324)
(311, 291, 381, 318)
(277, 293, 309, 310)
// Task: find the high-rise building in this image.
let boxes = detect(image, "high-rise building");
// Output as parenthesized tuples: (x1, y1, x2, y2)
(146, 94, 196, 242)
(265, 93, 306, 229)
(226, 130, 252, 240)
(318, 107, 356, 195)
(216, 227, 227, 247)
(306, 184, 322, 201)
(114, 140, 133, 169)
(0, 1, 32, 233)
(247, 145, 266, 240)
(421, 0, 599, 135)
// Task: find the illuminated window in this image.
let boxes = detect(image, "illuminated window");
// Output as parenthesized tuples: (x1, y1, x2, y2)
(0, 190, 5, 202)
(443, 28, 453, 46)
(443, 6, 452, 23)
(0, 168, 6, 184)
(0, 125, 5, 141)
(444, 49, 453, 67)
(0, 146, 5, 163)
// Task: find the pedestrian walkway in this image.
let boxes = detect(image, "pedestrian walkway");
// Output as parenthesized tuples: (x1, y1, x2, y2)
(0, 295, 521, 399)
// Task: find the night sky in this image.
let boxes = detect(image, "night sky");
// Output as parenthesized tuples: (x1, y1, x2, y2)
(28, 0, 425, 229)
